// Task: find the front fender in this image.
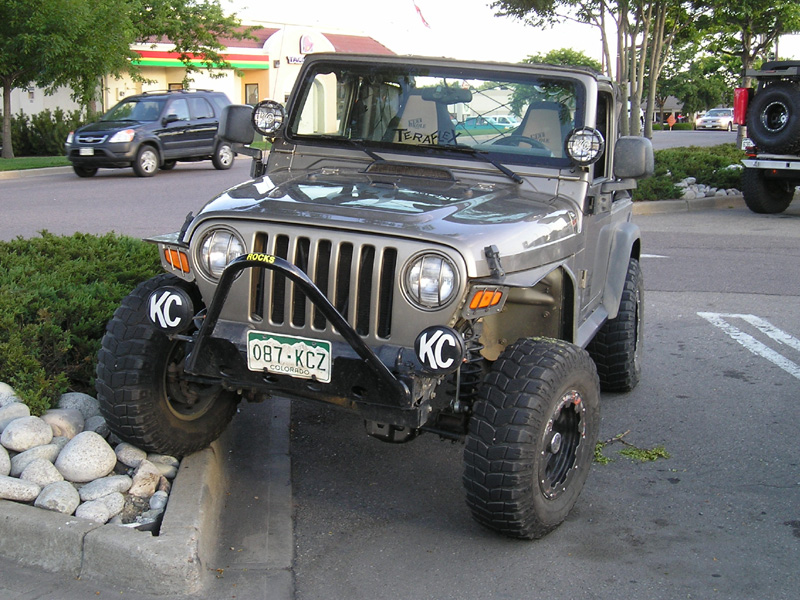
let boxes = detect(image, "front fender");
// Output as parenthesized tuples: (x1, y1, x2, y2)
(602, 221, 640, 319)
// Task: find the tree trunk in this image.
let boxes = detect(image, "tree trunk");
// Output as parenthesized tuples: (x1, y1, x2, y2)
(2, 79, 14, 159)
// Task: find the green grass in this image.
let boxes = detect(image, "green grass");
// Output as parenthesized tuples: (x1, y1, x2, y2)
(0, 156, 70, 171)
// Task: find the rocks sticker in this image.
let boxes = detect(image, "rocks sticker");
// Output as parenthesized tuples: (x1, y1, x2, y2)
(414, 326, 466, 375)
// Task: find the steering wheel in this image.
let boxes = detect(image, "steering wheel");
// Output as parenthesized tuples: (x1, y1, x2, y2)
(492, 136, 552, 154)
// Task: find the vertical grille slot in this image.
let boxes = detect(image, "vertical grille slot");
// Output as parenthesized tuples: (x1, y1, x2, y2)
(355, 246, 375, 335)
(250, 233, 268, 320)
(291, 238, 311, 326)
(377, 248, 397, 338)
(270, 235, 290, 324)
(312, 240, 332, 330)
(335, 243, 353, 320)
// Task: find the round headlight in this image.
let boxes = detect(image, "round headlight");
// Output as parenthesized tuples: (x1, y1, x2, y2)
(197, 229, 245, 279)
(565, 127, 605, 166)
(252, 100, 285, 137)
(403, 253, 458, 310)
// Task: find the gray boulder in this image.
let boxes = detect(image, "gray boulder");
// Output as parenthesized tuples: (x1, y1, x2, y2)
(55, 431, 116, 483)
(34, 481, 80, 515)
(1, 416, 53, 452)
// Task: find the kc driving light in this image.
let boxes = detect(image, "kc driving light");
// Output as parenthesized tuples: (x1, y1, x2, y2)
(197, 229, 245, 279)
(403, 253, 458, 310)
(565, 127, 605, 166)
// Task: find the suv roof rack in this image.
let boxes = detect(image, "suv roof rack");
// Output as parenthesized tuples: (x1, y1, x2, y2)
(139, 88, 215, 96)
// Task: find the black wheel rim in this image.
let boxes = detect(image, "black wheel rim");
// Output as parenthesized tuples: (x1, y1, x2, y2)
(539, 390, 586, 499)
(162, 342, 222, 421)
(761, 101, 789, 133)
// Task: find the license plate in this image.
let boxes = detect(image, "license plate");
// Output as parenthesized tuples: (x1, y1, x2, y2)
(247, 332, 332, 383)
(79, 147, 94, 156)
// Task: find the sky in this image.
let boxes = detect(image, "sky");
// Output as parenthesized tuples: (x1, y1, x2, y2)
(225, 0, 800, 67)
(224, 0, 604, 64)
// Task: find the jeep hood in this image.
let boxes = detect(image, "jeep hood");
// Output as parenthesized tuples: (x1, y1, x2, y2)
(190, 171, 582, 276)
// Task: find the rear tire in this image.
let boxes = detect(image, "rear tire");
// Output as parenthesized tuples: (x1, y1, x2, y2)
(463, 338, 600, 539)
(747, 81, 800, 154)
(587, 258, 643, 392)
(742, 168, 795, 214)
(96, 274, 239, 456)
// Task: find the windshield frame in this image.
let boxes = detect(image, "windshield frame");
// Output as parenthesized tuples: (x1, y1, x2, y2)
(284, 56, 589, 170)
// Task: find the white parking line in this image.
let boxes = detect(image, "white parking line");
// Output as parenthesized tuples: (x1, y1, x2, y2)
(697, 312, 800, 380)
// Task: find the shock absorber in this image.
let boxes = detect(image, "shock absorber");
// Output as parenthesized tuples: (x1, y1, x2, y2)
(452, 319, 484, 412)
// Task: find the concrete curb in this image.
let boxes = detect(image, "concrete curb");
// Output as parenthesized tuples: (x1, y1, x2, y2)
(633, 194, 745, 214)
(0, 166, 72, 180)
(0, 437, 227, 595)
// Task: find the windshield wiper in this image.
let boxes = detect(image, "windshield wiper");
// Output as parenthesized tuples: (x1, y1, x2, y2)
(444, 145, 523, 184)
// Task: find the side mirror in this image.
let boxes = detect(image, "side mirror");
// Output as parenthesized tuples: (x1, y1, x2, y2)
(614, 136, 654, 179)
(219, 105, 255, 145)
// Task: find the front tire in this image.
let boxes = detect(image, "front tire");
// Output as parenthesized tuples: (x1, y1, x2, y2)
(132, 145, 159, 177)
(96, 274, 239, 456)
(212, 142, 234, 170)
(587, 257, 643, 392)
(463, 338, 600, 539)
(73, 165, 98, 177)
(742, 168, 795, 214)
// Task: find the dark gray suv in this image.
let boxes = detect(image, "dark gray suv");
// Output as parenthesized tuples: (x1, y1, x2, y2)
(64, 89, 233, 177)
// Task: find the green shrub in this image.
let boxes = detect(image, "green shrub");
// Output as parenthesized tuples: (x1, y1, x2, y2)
(634, 143, 745, 201)
(0, 232, 161, 413)
(1, 109, 86, 156)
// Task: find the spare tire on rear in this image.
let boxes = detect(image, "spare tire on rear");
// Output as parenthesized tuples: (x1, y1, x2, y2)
(747, 81, 800, 154)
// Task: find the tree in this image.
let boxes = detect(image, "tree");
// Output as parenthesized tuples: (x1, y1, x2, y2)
(492, 0, 695, 138)
(523, 48, 604, 72)
(695, 0, 800, 89)
(0, 0, 247, 159)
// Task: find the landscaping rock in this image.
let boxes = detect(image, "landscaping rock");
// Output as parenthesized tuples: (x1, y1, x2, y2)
(149, 489, 169, 511)
(128, 460, 161, 498)
(78, 474, 132, 502)
(9, 444, 61, 477)
(0, 416, 53, 452)
(57, 392, 101, 421)
(20, 458, 64, 487)
(0, 474, 41, 502)
(41, 408, 84, 439)
(115, 442, 147, 468)
(0, 446, 9, 477)
(84, 415, 109, 438)
(96, 491, 125, 517)
(75, 498, 112, 524)
(55, 431, 116, 483)
(0, 402, 30, 432)
(34, 480, 80, 515)
(0, 383, 17, 406)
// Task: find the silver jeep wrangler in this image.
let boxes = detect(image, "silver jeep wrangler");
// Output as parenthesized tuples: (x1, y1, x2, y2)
(96, 53, 653, 539)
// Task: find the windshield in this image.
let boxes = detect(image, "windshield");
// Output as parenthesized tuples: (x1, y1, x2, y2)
(287, 60, 586, 168)
(102, 98, 166, 122)
(706, 109, 731, 117)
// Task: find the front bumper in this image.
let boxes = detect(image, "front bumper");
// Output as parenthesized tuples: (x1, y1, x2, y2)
(64, 142, 138, 168)
(181, 253, 436, 428)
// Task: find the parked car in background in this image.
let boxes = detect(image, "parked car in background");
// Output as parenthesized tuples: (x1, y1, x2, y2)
(485, 114, 520, 127)
(695, 108, 735, 131)
(64, 89, 234, 177)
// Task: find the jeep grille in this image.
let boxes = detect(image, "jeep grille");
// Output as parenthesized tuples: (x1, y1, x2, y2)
(250, 231, 398, 339)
